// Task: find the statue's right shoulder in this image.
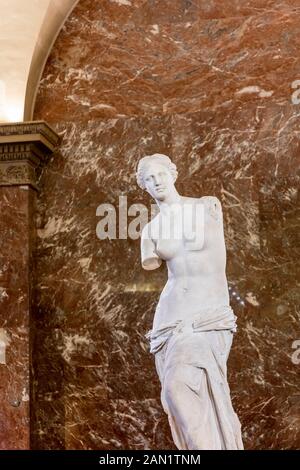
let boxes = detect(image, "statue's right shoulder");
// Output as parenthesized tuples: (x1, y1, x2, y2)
(141, 214, 159, 240)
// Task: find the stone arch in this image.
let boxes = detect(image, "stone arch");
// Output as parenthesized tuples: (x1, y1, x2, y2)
(24, 0, 80, 120)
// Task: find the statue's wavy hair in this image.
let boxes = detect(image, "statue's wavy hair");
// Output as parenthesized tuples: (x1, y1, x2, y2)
(136, 153, 178, 190)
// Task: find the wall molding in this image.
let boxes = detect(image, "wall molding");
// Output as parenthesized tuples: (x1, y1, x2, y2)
(0, 121, 61, 188)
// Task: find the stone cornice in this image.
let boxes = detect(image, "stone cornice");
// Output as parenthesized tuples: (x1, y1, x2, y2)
(0, 121, 60, 150)
(0, 121, 61, 189)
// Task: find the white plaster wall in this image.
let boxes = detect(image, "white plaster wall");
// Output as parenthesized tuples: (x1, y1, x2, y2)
(0, 0, 79, 123)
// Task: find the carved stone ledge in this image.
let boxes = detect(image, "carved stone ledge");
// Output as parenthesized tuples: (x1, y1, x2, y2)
(0, 121, 61, 189)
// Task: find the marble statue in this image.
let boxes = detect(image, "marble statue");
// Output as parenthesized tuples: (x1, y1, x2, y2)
(136, 153, 244, 450)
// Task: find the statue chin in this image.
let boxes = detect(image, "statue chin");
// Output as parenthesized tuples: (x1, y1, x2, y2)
(147, 191, 166, 202)
(155, 194, 166, 202)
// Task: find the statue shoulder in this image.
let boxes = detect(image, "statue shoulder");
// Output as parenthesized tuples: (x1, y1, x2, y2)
(200, 195, 223, 221)
(183, 195, 222, 208)
(141, 214, 159, 239)
(201, 195, 222, 207)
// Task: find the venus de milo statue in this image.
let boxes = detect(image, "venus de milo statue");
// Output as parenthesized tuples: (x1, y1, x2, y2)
(136, 153, 244, 450)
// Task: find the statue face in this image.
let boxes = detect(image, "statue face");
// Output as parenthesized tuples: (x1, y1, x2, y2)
(143, 162, 175, 201)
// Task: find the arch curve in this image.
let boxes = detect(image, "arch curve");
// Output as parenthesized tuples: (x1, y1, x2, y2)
(24, 0, 80, 121)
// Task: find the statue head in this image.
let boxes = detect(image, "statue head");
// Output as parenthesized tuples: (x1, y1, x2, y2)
(136, 153, 178, 202)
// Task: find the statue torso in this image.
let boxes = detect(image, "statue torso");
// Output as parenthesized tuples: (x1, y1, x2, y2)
(148, 196, 230, 330)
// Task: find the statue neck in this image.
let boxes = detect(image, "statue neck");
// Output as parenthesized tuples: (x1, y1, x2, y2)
(156, 191, 183, 214)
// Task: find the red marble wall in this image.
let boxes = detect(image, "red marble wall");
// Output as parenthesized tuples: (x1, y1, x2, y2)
(32, 0, 300, 449)
(0, 186, 36, 449)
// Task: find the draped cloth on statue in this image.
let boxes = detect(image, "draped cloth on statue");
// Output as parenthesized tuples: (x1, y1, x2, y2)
(145, 305, 244, 450)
